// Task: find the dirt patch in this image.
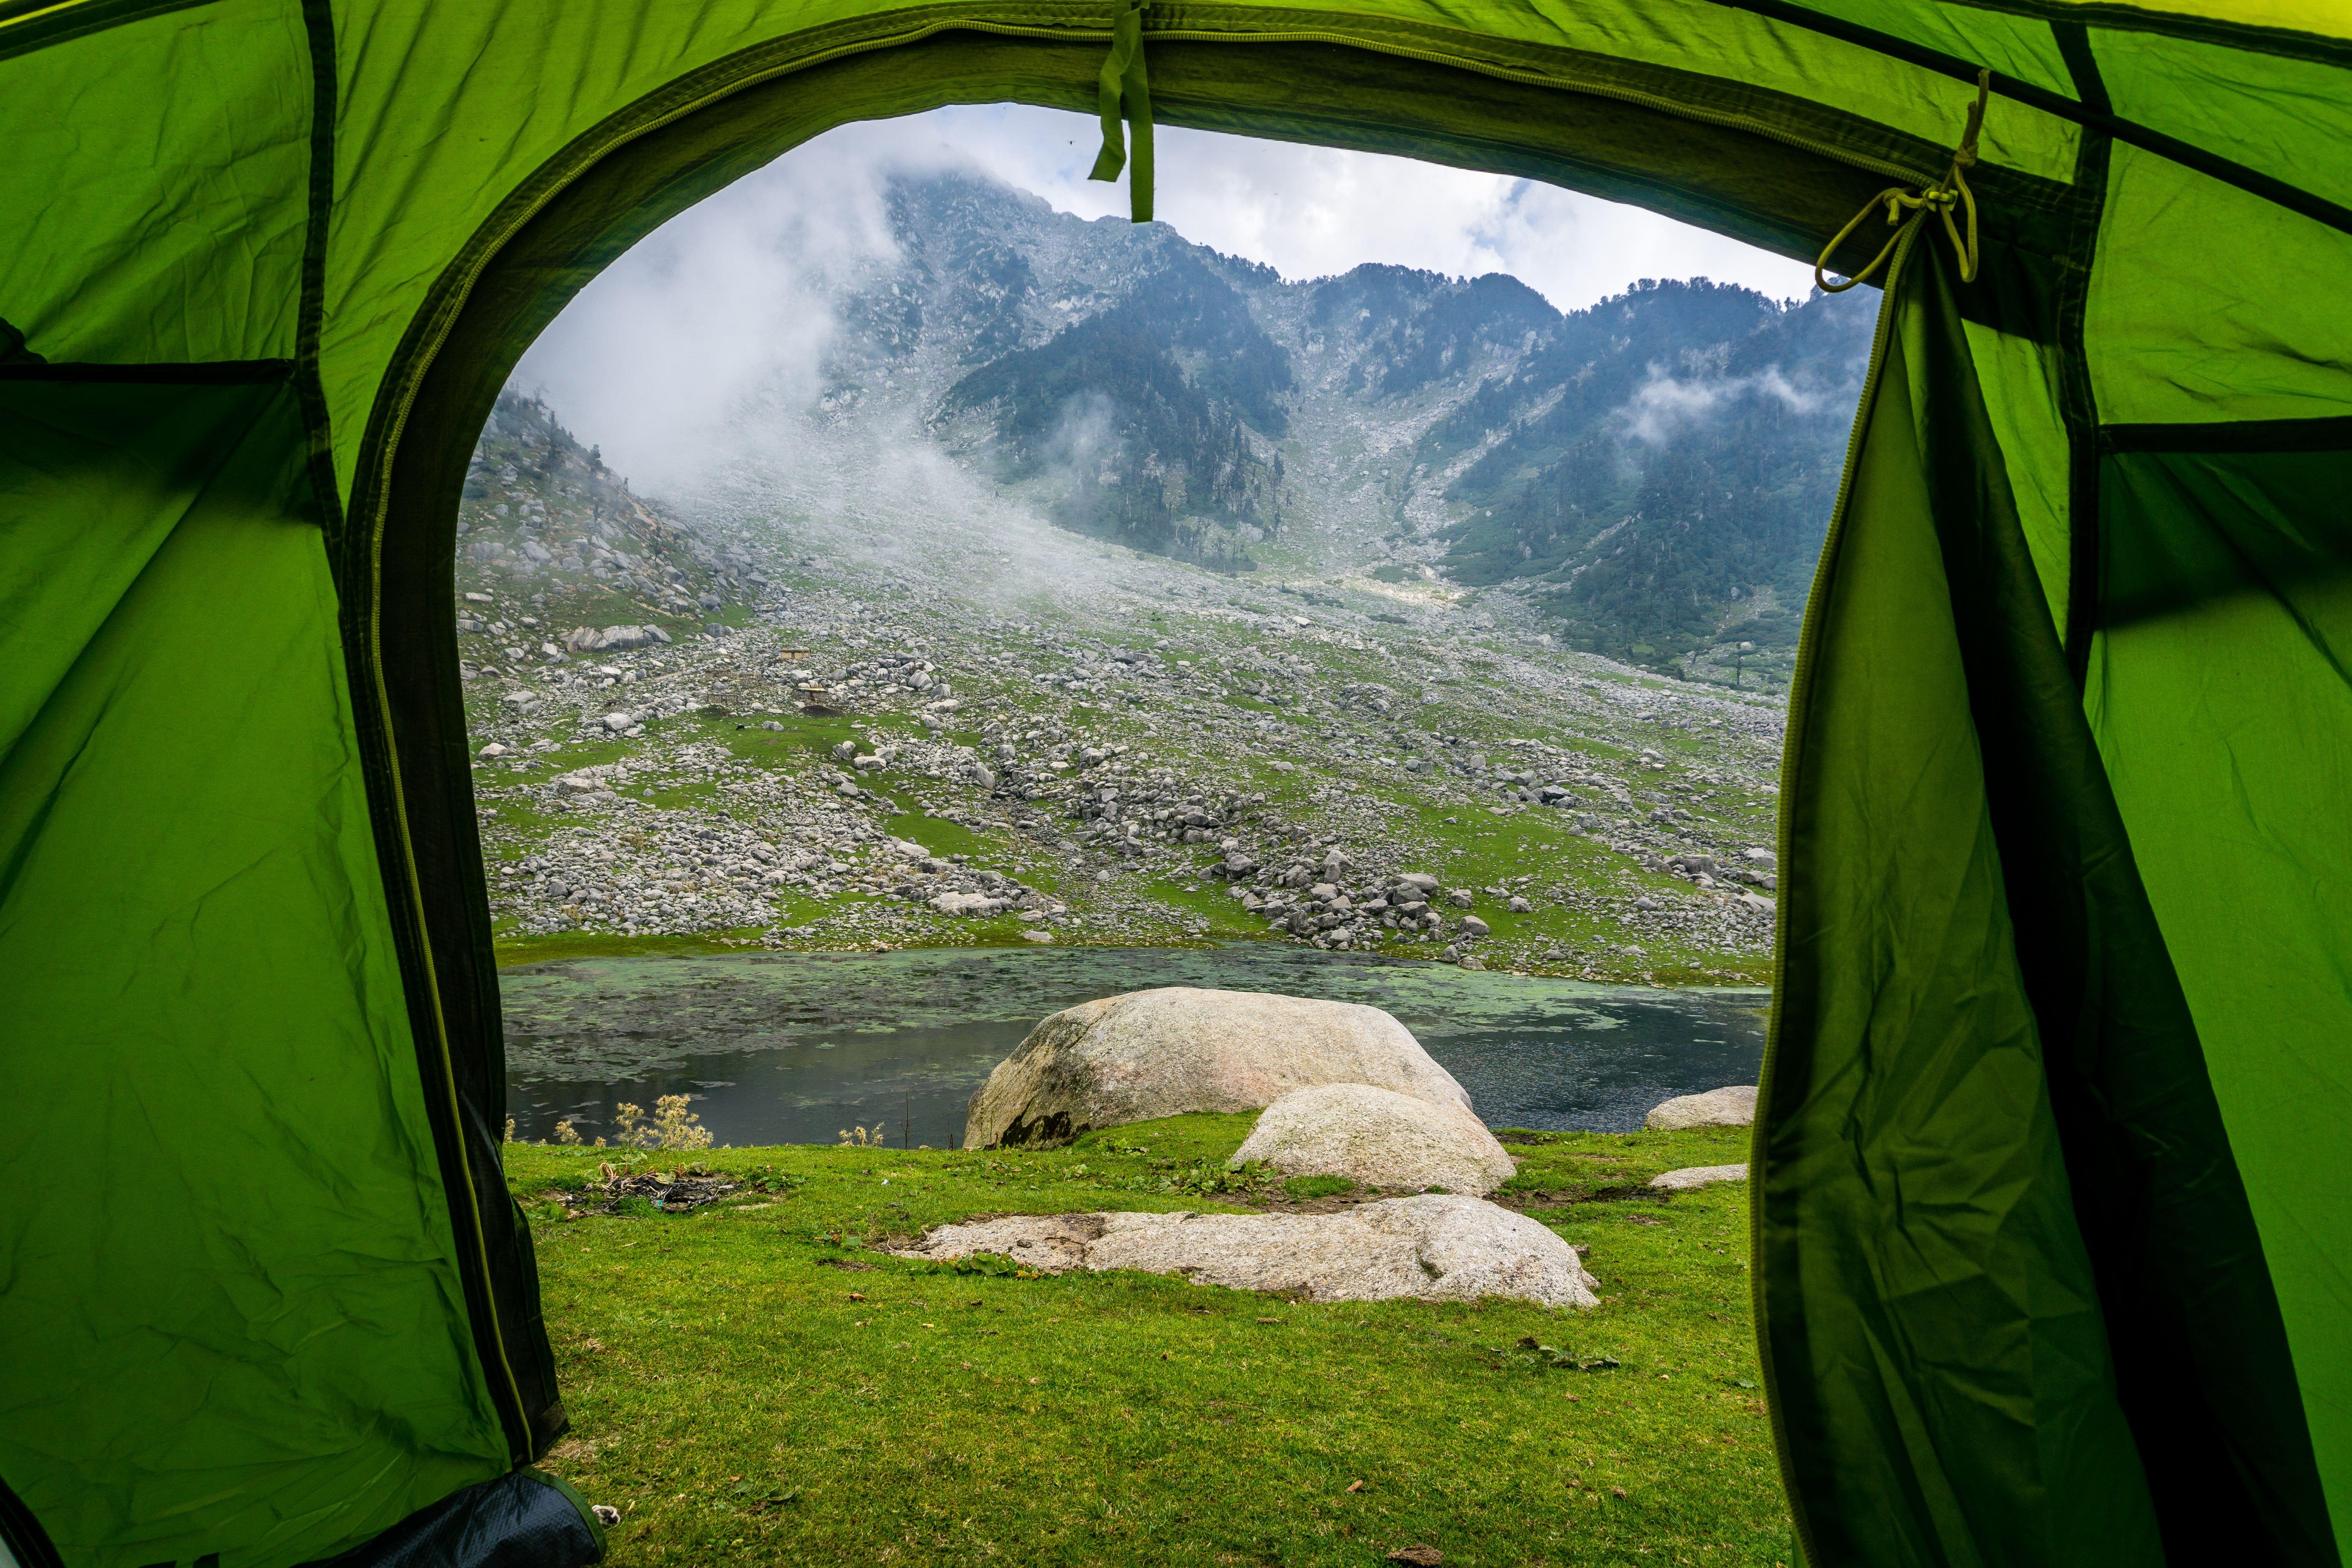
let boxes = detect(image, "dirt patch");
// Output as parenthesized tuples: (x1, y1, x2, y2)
(559, 1167, 741, 1214)
(1491, 1183, 1673, 1214)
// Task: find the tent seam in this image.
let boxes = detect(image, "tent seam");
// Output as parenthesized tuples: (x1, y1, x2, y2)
(300, 0, 537, 1465)
(0, 359, 293, 383)
(0, 0, 222, 65)
(2053, 22, 2112, 688)
(1944, 0, 2352, 69)
(2101, 416, 2352, 452)
(1710, 0, 2352, 238)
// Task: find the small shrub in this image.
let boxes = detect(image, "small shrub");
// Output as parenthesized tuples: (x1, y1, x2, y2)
(1481, 1336, 1622, 1373)
(729, 1479, 801, 1511)
(553, 1120, 582, 1145)
(941, 1252, 1040, 1280)
(614, 1095, 713, 1151)
(837, 1123, 889, 1147)
(744, 1164, 806, 1195)
(1169, 1158, 1272, 1197)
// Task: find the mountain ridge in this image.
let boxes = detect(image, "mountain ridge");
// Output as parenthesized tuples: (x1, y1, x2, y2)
(565, 166, 1875, 687)
(794, 169, 1875, 681)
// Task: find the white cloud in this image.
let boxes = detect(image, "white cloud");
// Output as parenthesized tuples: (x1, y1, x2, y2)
(514, 102, 1818, 487)
(826, 103, 1815, 311)
(1617, 366, 1828, 444)
(510, 147, 900, 493)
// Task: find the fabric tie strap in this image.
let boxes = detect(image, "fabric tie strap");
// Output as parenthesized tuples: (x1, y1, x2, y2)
(1817, 69, 1990, 292)
(1086, 0, 1154, 223)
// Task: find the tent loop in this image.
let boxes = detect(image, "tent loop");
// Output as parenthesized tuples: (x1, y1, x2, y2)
(1085, 0, 1154, 223)
(1815, 68, 1989, 292)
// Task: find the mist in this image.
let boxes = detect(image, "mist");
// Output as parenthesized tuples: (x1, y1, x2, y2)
(510, 143, 900, 496)
(513, 103, 1815, 490)
(1615, 364, 1828, 445)
(507, 105, 1826, 622)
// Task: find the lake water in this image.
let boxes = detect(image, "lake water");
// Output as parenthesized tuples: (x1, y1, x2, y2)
(501, 945, 1768, 1149)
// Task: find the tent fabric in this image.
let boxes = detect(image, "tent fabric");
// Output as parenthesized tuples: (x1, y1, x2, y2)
(1761, 225, 2338, 1566)
(1, 1, 2345, 1564)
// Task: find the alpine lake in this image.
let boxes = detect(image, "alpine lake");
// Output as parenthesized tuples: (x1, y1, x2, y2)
(501, 943, 1767, 1148)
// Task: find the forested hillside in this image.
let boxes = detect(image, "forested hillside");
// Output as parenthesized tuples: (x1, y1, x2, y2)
(941, 252, 1292, 570)
(1424, 279, 1874, 666)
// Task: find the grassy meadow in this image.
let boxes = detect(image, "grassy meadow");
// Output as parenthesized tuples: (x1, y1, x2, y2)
(505, 1116, 1794, 1566)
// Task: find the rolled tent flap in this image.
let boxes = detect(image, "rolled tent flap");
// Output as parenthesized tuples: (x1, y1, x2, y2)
(3, 0, 2349, 1564)
(1758, 231, 2337, 1563)
(0, 372, 586, 1566)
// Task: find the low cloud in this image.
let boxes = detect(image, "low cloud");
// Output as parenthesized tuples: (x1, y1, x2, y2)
(1615, 365, 1826, 445)
(509, 142, 903, 494)
(509, 105, 1820, 607)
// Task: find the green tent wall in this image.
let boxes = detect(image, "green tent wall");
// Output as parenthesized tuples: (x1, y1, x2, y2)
(2, 1, 2346, 1564)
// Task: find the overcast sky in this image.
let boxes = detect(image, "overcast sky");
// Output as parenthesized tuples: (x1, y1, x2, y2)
(845, 104, 1816, 312)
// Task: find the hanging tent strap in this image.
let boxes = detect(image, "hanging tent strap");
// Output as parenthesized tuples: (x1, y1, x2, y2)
(1087, 0, 1154, 223)
(1817, 69, 1990, 292)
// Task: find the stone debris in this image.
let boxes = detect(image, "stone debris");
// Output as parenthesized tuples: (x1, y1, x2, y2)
(564, 623, 672, 653)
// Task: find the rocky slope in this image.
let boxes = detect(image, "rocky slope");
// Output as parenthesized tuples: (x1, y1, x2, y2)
(456, 389, 1786, 985)
(802, 171, 1877, 681)
(448, 166, 1865, 982)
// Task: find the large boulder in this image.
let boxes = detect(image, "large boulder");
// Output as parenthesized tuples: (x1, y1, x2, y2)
(895, 1195, 1598, 1308)
(964, 987, 1470, 1149)
(1644, 1084, 1757, 1131)
(1230, 1083, 1516, 1196)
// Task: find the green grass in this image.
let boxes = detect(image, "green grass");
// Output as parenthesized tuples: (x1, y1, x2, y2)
(492, 926, 820, 966)
(503, 1116, 1792, 1566)
(1137, 874, 1260, 938)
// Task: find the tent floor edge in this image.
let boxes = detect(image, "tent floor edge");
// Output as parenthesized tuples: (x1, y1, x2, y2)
(299, 1469, 603, 1568)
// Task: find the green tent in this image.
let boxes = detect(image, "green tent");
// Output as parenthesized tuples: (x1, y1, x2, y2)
(3, 0, 2346, 1562)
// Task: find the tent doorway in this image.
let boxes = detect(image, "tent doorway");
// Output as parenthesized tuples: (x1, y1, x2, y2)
(7, 9, 2347, 1566)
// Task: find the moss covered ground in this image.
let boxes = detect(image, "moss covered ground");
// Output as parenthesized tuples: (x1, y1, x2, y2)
(504, 1116, 1793, 1566)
